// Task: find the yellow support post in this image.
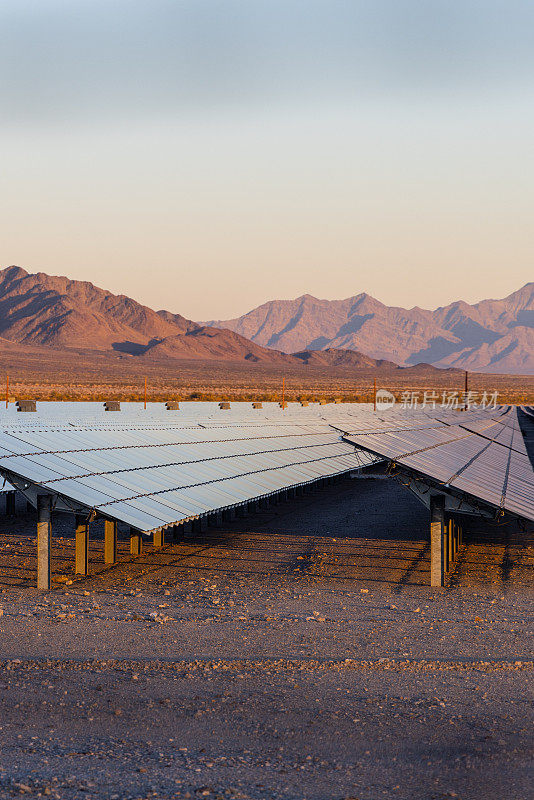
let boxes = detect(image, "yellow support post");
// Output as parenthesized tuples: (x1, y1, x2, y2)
(130, 530, 142, 556)
(75, 514, 89, 575)
(37, 495, 51, 590)
(104, 519, 117, 564)
(430, 495, 445, 587)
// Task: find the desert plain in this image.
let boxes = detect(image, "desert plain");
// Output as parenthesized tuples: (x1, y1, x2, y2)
(0, 472, 532, 800)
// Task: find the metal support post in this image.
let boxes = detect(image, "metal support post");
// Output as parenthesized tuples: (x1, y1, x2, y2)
(430, 495, 446, 587)
(104, 519, 117, 564)
(75, 514, 89, 576)
(443, 514, 449, 574)
(6, 491, 15, 516)
(130, 530, 142, 556)
(37, 495, 51, 590)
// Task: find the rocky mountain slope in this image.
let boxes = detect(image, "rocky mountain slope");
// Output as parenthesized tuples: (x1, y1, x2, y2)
(141, 327, 296, 364)
(0, 266, 291, 363)
(292, 348, 399, 369)
(0, 265, 194, 350)
(203, 284, 534, 374)
(0, 266, 398, 368)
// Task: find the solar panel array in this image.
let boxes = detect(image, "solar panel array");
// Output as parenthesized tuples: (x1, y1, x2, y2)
(0, 417, 377, 531)
(0, 402, 532, 529)
(342, 406, 534, 522)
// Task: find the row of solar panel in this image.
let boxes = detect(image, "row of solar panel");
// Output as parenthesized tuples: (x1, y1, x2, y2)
(0, 420, 377, 530)
(343, 407, 534, 522)
(0, 404, 530, 530)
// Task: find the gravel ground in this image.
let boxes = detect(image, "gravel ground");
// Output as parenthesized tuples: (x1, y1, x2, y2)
(0, 477, 532, 800)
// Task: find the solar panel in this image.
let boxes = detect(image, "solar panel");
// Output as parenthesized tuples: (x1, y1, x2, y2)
(0, 419, 377, 531)
(342, 407, 534, 522)
(1, 401, 531, 527)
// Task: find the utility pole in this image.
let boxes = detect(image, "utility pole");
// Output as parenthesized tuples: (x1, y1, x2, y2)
(373, 377, 377, 412)
(5, 374, 8, 409)
(282, 377, 285, 410)
(144, 377, 147, 410)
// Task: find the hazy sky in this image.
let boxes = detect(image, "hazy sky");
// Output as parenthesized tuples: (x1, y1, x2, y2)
(1, 0, 533, 320)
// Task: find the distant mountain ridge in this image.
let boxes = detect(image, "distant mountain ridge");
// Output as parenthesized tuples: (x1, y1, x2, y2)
(0, 266, 530, 374)
(203, 284, 534, 374)
(0, 266, 393, 369)
(0, 265, 292, 363)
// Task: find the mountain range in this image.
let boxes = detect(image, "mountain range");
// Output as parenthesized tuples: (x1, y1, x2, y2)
(0, 265, 531, 374)
(0, 266, 292, 363)
(204, 284, 534, 374)
(0, 266, 378, 369)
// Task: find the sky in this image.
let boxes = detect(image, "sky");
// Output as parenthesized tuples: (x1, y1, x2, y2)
(1, 0, 533, 321)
